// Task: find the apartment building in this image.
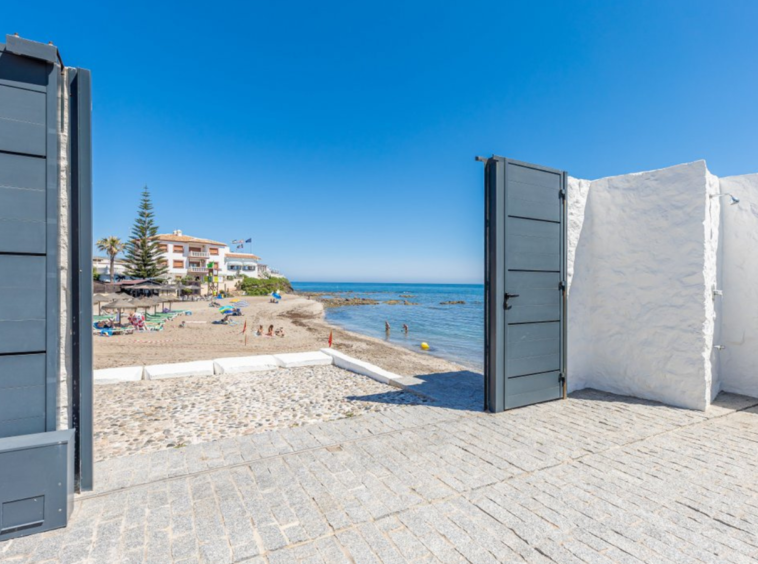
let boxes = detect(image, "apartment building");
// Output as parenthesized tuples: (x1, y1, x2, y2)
(155, 230, 262, 281)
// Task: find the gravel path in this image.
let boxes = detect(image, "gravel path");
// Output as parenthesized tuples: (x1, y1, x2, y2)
(93, 365, 427, 461)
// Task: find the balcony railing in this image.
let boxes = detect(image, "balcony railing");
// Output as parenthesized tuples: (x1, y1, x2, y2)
(189, 251, 210, 258)
(187, 266, 207, 273)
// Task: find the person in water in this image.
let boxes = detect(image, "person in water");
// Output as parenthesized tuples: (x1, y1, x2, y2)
(385, 321, 391, 336)
(403, 323, 409, 334)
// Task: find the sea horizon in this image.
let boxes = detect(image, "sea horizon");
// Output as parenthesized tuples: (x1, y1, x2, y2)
(292, 281, 485, 372)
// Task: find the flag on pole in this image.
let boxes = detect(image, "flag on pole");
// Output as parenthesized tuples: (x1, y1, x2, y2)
(245, 238, 252, 243)
(328, 331, 333, 348)
(242, 320, 247, 334)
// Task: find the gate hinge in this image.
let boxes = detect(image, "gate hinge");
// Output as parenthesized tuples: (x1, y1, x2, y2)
(559, 187, 566, 200)
(559, 373, 565, 384)
(559, 280, 566, 291)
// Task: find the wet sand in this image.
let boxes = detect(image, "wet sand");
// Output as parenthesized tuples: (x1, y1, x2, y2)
(94, 294, 468, 377)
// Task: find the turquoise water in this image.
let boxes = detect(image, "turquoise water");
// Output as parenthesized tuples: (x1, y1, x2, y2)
(292, 282, 484, 371)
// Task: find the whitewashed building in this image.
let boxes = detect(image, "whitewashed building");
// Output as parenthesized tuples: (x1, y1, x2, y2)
(154, 230, 262, 281)
(92, 256, 127, 277)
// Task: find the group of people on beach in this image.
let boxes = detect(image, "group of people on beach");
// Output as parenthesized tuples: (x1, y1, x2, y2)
(256, 324, 285, 338)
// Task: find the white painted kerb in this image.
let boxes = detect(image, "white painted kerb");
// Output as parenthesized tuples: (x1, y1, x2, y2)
(144, 360, 215, 380)
(273, 351, 333, 368)
(213, 355, 279, 374)
(320, 348, 403, 385)
(93, 366, 144, 384)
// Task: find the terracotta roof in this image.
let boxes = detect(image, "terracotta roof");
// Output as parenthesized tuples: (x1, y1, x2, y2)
(226, 252, 261, 260)
(155, 234, 227, 246)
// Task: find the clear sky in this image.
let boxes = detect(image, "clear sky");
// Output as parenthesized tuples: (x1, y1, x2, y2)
(7, 1, 758, 283)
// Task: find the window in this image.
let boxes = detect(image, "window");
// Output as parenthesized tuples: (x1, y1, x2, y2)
(158, 244, 168, 252)
(189, 246, 201, 253)
(209, 247, 219, 256)
(173, 260, 184, 269)
(173, 245, 183, 253)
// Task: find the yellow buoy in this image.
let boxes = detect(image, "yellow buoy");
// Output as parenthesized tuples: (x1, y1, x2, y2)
(420, 342, 430, 351)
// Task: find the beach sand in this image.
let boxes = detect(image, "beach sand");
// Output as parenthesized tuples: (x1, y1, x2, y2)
(94, 294, 468, 377)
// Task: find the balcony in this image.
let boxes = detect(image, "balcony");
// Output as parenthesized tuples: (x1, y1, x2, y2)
(187, 266, 207, 273)
(189, 251, 210, 258)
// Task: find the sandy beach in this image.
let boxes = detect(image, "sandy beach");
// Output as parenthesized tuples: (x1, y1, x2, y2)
(94, 294, 468, 377)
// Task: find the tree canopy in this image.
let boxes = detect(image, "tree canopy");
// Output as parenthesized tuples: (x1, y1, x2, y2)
(123, 186, 168, 280)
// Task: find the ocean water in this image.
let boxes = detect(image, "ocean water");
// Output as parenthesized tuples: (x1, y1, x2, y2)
(292, 282, 484, 372)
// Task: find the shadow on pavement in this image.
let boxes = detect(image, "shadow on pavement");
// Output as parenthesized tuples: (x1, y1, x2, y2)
(349, 370, 485, 412)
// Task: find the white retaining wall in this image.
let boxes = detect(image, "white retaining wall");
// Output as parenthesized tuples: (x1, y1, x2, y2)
(718, 173, 758, 397)
(567, 161, 720, 410)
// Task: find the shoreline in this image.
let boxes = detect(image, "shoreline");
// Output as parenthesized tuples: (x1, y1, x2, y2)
(93, 295, 474, 378)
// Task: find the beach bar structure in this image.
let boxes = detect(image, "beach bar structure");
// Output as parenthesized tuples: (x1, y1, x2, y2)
(483, 156, 758, 413)
(0, 35, 92, 540)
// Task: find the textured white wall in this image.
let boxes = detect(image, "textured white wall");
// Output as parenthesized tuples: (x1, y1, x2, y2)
(58, 68, 72, 429)
(704, 170, 722, 401)
(566, 177, 592, 393)
(567, 161, 717, 410)
(718, 173, 758, 397)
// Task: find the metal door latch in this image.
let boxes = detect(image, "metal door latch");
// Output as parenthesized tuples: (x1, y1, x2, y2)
(558, 373, 565, 384)
(504, 292, 519, 310)
(559, 280, 566, 291)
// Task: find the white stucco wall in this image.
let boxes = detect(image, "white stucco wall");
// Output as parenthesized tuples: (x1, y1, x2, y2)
(704, 170, 722, 401)
(566, 161, 717, 410)
(718, 173, 758, 397)
(58, 68, 72, 429)
(566, 177, 592, 393)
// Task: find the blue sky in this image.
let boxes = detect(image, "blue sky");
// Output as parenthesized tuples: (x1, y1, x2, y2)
(7, 1, 758, 283)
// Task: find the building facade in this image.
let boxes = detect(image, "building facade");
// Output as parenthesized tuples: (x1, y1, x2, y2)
(155, 230, 263, 282)
(92, 256, 127, 277)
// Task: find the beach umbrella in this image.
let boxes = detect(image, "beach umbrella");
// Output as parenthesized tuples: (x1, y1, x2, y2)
(272, 292, 282, 300)
(130, 297, 155, 312)
(102, 298, 137, 325)
(157, 296, 180, 312)
(93, 293, 119, 315)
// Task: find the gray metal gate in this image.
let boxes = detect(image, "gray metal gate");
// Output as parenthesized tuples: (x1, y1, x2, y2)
(0, 34, 92, 540)
(483, 156, 567, 412)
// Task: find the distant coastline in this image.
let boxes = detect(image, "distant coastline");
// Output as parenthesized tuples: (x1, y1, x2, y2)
(292, 281, 485, 371)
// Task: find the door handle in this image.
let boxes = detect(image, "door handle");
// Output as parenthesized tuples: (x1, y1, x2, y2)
(504, 293, 520, 310)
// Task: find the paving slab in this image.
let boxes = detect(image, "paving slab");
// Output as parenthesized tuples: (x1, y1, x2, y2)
(4, 380, 758, 564)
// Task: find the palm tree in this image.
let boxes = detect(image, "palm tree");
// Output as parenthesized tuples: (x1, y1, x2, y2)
(96, 236, 125, 280)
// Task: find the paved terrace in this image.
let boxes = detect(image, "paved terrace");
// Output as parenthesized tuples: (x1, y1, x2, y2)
(2, 370, 758, 564)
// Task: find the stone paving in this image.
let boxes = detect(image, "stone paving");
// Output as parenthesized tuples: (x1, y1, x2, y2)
(93, 365, 428, 460)
(2, 373, 758, 563)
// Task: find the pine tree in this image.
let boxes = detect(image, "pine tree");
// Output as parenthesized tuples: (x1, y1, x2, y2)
(123, 186, 168, 280)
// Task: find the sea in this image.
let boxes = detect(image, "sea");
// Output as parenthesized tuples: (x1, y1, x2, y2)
(292, 282, 484, 372)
